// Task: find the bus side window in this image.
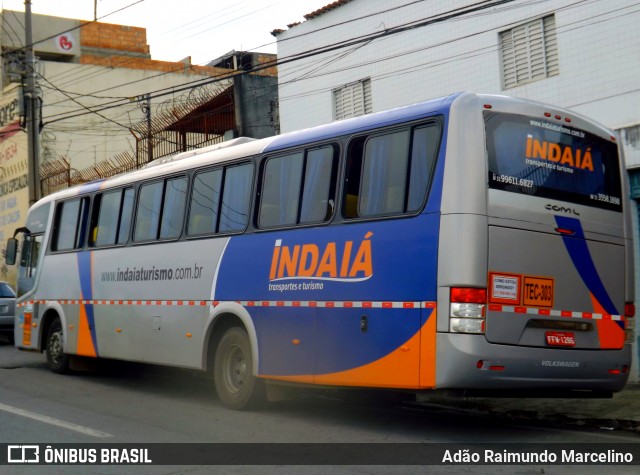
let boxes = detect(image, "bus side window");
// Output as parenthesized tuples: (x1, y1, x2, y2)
(117, 188, 135, 244)
(90, 191, 118, 247)
(407, 124, 440, 212)
(188, 163, 253, 236)
(219, 163, 253, 233)
(51, 197, 90, 251)
(188, 169, 222, 236)
(343, 122, 440, 219)
(134, 177, 187, 242)
(359, 130, 411, 216)
(343, 138, 365, 219)
(259, 152, 304, 228)
(258, 145, 337, 229)
(300, 146, 337, 224)
(89, 187, 135, 247)
(134, 181, 164, 242)
(159, 177, 188, 239)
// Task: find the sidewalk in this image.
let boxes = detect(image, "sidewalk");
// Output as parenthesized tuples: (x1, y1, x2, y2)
(419, 383, 640, 433)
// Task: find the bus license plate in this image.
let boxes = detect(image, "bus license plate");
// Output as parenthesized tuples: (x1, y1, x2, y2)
(545, 331, 575, 347)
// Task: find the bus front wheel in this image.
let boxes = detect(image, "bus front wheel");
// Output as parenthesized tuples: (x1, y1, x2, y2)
(214, 327, 265, 410)
(46, 318, 70, 374)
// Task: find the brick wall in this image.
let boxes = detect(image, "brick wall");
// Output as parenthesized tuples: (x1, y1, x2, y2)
(78, 21, 278, 77)
(79, 54, 231, 76)
(80, 21, 150, 54)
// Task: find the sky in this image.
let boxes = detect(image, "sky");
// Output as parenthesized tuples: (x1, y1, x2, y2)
(1, 0, 328, 64)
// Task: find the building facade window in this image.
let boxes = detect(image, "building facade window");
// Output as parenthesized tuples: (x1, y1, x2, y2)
(333, 78, 372, 120)
(499, 14, 559, 89)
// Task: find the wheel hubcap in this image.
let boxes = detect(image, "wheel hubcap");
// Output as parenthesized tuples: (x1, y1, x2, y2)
(224, 344, 247, 394)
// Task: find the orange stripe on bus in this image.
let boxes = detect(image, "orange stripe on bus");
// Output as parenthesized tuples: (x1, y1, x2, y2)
(76, 303, 97, 358)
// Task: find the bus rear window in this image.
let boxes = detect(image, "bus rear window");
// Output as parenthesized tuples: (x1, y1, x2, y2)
(484, 111, 622, 212)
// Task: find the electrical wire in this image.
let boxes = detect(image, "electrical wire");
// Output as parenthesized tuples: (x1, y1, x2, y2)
(33, 0, 640, 135)
(41, 0, 523, 125)
(0, 0, 146, 58)
(37, 0, 504, 109)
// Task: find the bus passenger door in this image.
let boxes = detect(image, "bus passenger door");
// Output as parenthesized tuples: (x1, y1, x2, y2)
(13, 234, 43, 349)
(17, 234, 43, 297)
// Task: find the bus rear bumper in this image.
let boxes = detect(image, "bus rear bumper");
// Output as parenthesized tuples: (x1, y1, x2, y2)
(435, 333, 631, 393)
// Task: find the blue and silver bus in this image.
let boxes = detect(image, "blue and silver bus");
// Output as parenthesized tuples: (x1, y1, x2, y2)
(6, 92, 634, 409)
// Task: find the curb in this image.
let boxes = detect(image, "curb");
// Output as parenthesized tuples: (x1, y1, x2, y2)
(414, 384, 640, 434)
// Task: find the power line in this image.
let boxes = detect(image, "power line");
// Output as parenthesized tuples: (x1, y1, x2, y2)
(41, 0, 258, 90)
(38, 0, 637, 134)
(36, 0, 527, 116)
(278, 0, 638, 101)
(0, 0, 146, 58)
(42, 0, 523, 125)
(180, 3, 276, 41)
(1, 10, 25, 47)
(51, 0, 482, 94)
(37, 0, 496, 112)
(41, 0, 533, 127)
(34, 67, 132, 130)
(243, 0, 441, 57)
(32, 0, 532, 130)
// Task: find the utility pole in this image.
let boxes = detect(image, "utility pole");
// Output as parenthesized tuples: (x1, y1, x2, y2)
(138, 93, 152, 165)
(24, 0, 41, 205)
(146, 94, 152, 164)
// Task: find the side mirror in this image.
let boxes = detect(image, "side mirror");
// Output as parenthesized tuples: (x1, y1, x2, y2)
(5, 238, 17, 266)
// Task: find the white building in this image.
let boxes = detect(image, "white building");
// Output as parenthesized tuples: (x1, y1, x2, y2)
(275, 0, 640, 139)
(274, 0, 640, 379)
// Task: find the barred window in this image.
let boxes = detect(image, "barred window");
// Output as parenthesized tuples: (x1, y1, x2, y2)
(500, 15, 559, 89)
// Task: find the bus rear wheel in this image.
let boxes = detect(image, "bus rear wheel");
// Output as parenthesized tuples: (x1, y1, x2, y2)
(214, 327, 265, 410)
(46, 318, 70, 374)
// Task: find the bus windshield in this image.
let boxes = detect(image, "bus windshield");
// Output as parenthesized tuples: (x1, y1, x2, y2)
(485, 111, 622, 212)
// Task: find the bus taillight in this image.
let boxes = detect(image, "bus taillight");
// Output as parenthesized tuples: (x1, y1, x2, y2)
(624, 302, 635, 317)
(450, 287, 486, 334)
(451, 287, 486, 303)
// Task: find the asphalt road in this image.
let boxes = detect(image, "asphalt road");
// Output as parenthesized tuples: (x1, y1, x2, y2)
(0, 337, 638, 474)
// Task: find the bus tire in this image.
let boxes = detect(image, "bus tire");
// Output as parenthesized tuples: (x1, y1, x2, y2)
(214, 327, 265, 410)
(46, 318, 70, 374)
